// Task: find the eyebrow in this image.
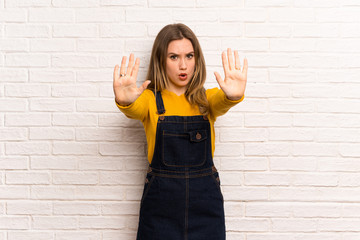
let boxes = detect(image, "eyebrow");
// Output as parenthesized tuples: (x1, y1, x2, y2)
(167, 51, 195, 55)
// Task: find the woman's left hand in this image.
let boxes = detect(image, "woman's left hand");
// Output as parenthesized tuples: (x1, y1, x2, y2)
(214, 48, 248, 101)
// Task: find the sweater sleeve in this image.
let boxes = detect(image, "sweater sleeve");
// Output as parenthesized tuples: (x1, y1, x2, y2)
(207, 87, 244, 120)
(115, 89, 152, 122)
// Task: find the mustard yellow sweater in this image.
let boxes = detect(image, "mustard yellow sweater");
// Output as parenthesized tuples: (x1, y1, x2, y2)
(116, 88, 244, 163)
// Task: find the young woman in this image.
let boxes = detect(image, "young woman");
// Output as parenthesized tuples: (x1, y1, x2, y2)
(113, 23, 247, 240)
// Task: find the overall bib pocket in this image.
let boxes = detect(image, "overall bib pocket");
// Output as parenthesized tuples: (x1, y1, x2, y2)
(162, 129, 207, 167)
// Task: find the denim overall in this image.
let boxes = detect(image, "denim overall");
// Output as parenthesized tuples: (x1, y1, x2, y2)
(136, 91, 226, 240)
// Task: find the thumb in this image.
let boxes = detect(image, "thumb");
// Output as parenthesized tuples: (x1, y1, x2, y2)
(139, 80, 151, 93)
(214, 72, 224, 89)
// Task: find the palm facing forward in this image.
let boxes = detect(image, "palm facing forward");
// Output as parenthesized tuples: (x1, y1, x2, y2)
(214, 48, 248, 101)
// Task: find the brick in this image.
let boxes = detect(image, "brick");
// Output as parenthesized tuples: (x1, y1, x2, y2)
(52, 55, 98, 68)
(293, 143, 338, 157)
(230, 99, 267, 112)
(0, 128, 27, 141)
(250, 54, 291, 67)
(8, 232, 53, 240)
(126, 9, 171, 22)
(6, 171, 50, 184)
(269, 8, 315, 22)
(76, 99, 118, 112)
(53, 142, 98, 155)
(173, 9, 218, 22)
(319, 157, 360, 172)
(100, 24, 146, 37)
(245, 143, 291, 156)
(30, 39, 75, 52)
(125, 39, 153, 52)
(101, 0, 145, 6)
(77, 39, 123, 52)
(226, 218, 269, 232)
(246, 202, 292, 217)
(75, 186, 124, 200)
(269, 128, 315, 141)
(197, 0, 242, 7)
(214, 143, 243, 156)
(317, 8, 360, 22)
(246, 24, 291, 37)
(55, 231, 101, 240)
(6, 142, 50, 155)
(29, 8, 74, 22)
(52, 113, 97, 126)
(270, 157, 317, 171)
(0, 69, 27, 82)
(5, 24, 50, 38)
(5, 0, 50, 7)
(245, 173, 290, 186)
(52, 0, 98, 7)
(318, 70, 360, 83)
(99, 171, 144, 185)
(221, 9, 267, 22)
(317, 100, 360, 113)
(340, 144, 360, 157)
(30, 70, 75, 83)
(5, 113, 51, 126)
(0, 39, 28, 51)
(220, 157, 268, 171)
(292, 173, 338, 187)
(342, 23, 360, 37)
(272, 219, 317, 232)
(79, 157, 124, 170)
(53, 202, 101, 215)
(270, 99, 315, 112)
(79, 216, 126, 229)
(52, 84, 98, 97)
(317, 128, 360, 143)
(270, 39, 317, 52)
(340, 54, 360, 68)
(77, 69, 110, 82)
(221, 38, 269, 52)
(293, 23, 340, 37)
(220, 128, 267, 142)
(102, 202, 140, 215)
(0, 156, 28, 170)
(245, 0, 291, 7)
(76, 127, 122, 141)
(246, 83, 291, 97)
(293, 203, 342, 217)
(5, 84, 50, 97)
(76, 8, 124, 22)
(53, 23, 98, 38)
(0, 9, 26, 22)
(245, 113, 292, 127)
(222, 186, 268, 201)
(30, 99, 74, 112)
(339, 173, 360, 187)
(319, 219, 360, 231)
(195, 24, 243, 37)
(33, 217, 77, 230)
(31, 156, 77, 170)
(6, 53, 49, 67)
(0, 217, 29, 230)
(31, 186, 75, 200)
(0, 99, 26, 111)
(7, 201, 52, 215)
(30, 127, 74, 140)
(295, 0, 340, 7)
(99, 142, 145, 156)
(0, 186, 29, 199)
(52, 172, 98, 185)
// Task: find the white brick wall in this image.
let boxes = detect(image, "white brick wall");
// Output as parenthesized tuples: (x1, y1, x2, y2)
(1, 0, 360, 238)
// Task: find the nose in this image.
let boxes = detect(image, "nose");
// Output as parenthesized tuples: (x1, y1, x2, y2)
(179, 58, 187, 70)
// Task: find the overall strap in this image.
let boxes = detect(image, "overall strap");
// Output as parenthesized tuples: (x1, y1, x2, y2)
(153, 91, 165, 114)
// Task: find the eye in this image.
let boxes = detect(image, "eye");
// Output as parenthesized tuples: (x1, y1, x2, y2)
(187, 54, 194, 59)
(170, 55, 178, 60)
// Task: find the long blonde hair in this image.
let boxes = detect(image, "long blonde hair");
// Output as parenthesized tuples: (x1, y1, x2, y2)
(146, 23, 209, 115)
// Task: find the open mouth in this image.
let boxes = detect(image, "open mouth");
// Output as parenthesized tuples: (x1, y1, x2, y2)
(179, 73, 187, 80)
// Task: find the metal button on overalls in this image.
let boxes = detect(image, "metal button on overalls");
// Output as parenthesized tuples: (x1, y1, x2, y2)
(136, 91, 225, 240)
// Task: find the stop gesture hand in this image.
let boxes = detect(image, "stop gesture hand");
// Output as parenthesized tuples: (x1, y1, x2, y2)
(214, 48, 248, 101)
(113, 53, 150, 106)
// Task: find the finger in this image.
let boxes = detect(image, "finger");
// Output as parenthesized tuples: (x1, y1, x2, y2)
(234, 50, 241, 70)
(242, 58, 248, 76)
(221, 51, 228, 77)
(113, 65, 119, 81)
(126, 53, 134, 76)
(214, 71, 224, 88)
(139, 80, 151, 93)
(227, 48, 234, 70)
(131, 57, 140, 80)
(120, 56, 127, 75)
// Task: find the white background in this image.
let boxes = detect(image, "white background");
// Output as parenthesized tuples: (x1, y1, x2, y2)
(1, 0, 360, 239)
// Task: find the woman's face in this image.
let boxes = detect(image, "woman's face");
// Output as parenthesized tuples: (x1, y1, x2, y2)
(165, 38, 195, 95)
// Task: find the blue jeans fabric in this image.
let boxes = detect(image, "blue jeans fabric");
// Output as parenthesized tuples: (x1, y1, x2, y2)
(136, 91, 225, 240)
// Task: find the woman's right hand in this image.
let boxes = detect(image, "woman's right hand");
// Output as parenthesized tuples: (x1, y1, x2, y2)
(113, 53, 151, 106)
